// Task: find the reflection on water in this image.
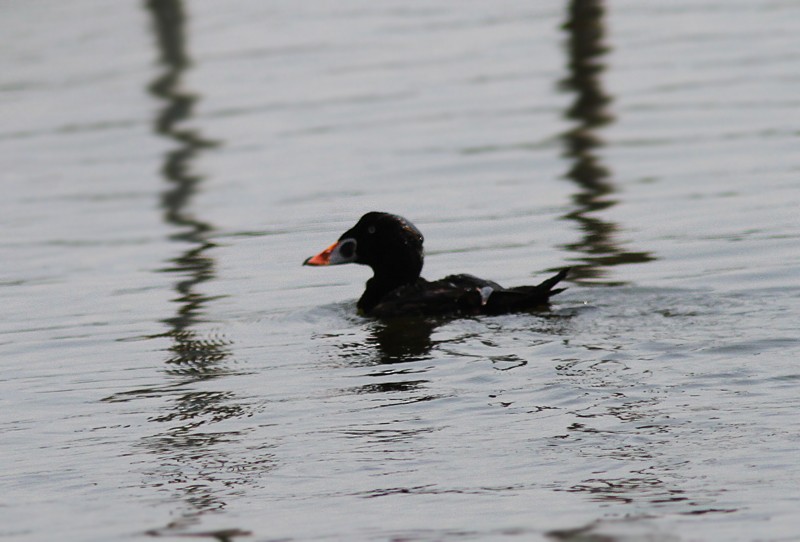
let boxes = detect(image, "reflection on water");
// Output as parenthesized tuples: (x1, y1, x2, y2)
(3, 1, 799, 539)
(560, 0, 653, 283)
(547, 519, 682, 542)
(332, 311, 575, 407)
(324, 318, 438, 403)
(368, 317, 436, 363)
(138, 1, 261, 537)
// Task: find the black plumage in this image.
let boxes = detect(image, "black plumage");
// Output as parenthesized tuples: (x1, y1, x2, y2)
(304, 212, 568, 317)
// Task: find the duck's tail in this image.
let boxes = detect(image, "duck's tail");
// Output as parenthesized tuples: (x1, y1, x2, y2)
(535, 267, 570, 298)
(483, 268, 570, 314)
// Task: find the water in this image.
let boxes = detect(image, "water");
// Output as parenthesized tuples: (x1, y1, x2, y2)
(2, 1, 800, 540)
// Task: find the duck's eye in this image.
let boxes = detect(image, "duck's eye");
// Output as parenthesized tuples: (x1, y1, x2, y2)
(339, 240, 356, 258)
(367, 225, 376, 234)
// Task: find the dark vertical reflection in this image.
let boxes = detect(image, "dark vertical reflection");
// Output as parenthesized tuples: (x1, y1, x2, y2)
(147, 0, 225, 378)
(137, 1, 261, 538)
(560, 0, 653, 283)
(555, 2, 671, 515)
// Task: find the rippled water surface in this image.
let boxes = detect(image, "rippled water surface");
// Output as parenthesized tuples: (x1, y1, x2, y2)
(2, 1, 800, 541)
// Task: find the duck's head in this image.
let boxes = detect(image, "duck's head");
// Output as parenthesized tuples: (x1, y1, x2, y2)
(303, 212, 424, 282)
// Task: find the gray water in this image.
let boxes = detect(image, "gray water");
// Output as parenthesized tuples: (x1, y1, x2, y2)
(2, 1, 800, 541)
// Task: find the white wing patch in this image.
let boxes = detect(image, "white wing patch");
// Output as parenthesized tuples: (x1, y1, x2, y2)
(478, 286, 494, 306)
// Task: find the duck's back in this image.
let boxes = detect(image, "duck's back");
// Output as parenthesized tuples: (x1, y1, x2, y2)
(368, 270, 567, 318)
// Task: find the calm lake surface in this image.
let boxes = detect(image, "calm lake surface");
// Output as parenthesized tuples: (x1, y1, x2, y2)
(2, 1, 800, 541)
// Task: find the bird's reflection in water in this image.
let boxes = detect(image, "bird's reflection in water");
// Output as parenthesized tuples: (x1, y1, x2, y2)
(331, 317, 440, 403)
(334, 310, 574, 401)
(368, 317, 437, 364)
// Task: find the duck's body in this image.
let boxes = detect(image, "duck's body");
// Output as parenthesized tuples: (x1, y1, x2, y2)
(304, 212, 568, 318)
(364, 272, 569, 318)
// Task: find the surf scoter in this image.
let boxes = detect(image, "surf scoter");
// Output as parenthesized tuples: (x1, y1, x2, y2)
(303, 212, 569, 317)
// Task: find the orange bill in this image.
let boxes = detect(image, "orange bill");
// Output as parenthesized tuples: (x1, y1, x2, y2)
(303, 241, 338, 266)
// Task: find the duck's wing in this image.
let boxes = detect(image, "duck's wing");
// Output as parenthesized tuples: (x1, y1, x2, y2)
(368, 276, 492, 318)
(367, 270, 569, 318)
